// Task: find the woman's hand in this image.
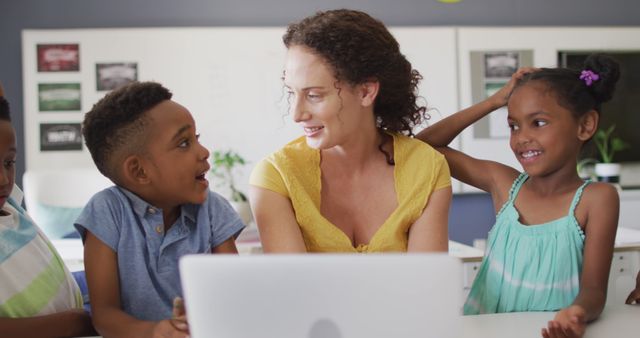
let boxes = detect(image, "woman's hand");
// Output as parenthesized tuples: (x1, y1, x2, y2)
(541, 305, 586, 338)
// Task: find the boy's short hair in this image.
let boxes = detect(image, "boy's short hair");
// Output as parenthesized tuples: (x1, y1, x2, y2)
(0, 97, 10, 122)
(0, 83, 9, 121)
(82, 81, 172, 182)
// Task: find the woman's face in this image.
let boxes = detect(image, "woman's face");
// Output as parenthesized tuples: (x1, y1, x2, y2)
(283, 45, 366, 150)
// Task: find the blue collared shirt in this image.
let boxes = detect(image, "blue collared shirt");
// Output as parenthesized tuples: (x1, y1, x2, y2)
(75, 186, 244, 321)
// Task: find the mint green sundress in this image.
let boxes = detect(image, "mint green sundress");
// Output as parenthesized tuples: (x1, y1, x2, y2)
(464, 173, 589, 315)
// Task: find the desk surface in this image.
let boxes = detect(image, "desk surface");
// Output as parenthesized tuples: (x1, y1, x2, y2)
(80, 305, 639, 338)
(462, 304, 640, 338)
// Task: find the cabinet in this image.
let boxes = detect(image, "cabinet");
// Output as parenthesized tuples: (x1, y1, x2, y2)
(607, 249, 640, 305)
(620, 189, 640, 231)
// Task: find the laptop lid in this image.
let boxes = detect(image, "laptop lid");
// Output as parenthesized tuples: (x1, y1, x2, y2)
(180, 254, 462, 338)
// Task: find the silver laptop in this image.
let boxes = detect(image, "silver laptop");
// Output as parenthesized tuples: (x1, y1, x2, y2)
(180, 254, 462, 338)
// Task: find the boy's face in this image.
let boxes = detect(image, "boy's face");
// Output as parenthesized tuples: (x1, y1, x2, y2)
(140, 100, 210, 210)
(0, 121, 16, 210)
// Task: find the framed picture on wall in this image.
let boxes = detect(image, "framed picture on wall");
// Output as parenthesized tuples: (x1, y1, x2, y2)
(484, 52, 519, 78)
(37, 44, 80, 72)
(40, 123, 83, 151)
(470, 50, 533, 140)
(484, 82, 507, 98)
(38, 83, 81, 111)
(96, 62, 138, 91)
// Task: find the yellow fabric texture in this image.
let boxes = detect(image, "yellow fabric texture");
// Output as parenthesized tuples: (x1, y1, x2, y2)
(250, 133, 451, 253)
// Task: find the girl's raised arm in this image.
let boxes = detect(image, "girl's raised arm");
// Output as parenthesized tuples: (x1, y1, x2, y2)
(416, 68, 534, 201)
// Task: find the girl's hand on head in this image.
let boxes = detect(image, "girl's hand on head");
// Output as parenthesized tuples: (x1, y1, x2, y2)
(541, 305, 586, 338)
(487, 67, 538, 109)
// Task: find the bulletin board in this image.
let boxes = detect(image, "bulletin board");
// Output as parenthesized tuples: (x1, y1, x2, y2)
(22, 27, 460, 194)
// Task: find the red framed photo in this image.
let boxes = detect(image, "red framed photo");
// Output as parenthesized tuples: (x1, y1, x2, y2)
(37, 44, 80, 72)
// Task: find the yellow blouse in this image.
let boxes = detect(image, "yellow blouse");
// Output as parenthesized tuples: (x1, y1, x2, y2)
(249, 133, 451, 253)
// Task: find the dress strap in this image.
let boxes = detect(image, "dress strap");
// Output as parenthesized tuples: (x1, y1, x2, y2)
(568, 179, 591, 216)
(497, 172, 528, 216)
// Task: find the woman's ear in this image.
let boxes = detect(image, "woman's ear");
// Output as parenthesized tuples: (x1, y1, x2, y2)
(359, 79, 380, 107)
(122, 155, 151, 185)
(578, 110, 599, 141)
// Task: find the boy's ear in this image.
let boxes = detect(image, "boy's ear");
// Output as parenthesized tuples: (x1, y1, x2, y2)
(578, 110, 599, 141)
(359, 79, 380, 107)
(122, 155, 151, 185)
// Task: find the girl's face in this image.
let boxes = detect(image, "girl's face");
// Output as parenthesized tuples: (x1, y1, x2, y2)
(283, 46, 367, 150)
(0, 121, 16, 210)
(507, 82, 584, 177)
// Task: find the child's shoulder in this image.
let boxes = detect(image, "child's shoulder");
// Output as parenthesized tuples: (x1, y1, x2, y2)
(200, 190, 237, 213)
(491, 170, 524, 207)
(80, 186, 133, 216)
(580, 181, 619, 207)
(572, 181, 620, 234)
(87, 185, 125, 203)
(202, 189, 227, 206)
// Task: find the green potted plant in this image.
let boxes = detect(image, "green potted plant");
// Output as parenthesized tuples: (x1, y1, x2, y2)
(210, 150, 252, 225)
(592, 125, 629, 184)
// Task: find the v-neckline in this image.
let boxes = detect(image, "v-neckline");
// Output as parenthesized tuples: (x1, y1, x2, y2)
(315, 133, 401, 250)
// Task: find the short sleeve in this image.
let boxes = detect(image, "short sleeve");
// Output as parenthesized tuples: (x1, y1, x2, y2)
(249, 158, 289, 197)
(206, 191, 245, 248)
(74, 189, 122, 251)
(432, 152, 452, 191)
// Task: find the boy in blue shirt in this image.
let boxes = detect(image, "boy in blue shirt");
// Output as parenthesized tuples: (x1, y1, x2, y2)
(75, 82, 244, 338)
(0, 84, 96, 337)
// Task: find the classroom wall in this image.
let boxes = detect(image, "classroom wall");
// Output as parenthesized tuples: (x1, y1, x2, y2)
(3, 0, 640, 244)
(3, 0, 640, 187)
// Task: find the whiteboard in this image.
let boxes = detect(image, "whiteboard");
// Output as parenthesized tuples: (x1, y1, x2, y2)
(22, 27, 460, 195)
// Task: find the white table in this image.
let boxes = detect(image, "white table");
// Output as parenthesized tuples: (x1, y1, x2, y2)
(461, 304, 640, 338)
(80, 305, 640, 338)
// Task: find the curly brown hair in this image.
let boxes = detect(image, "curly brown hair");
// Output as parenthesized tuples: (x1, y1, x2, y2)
(82, 81, 172, 182)
(283, 9, 427, 136)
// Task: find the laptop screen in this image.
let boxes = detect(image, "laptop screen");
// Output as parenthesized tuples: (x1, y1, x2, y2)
(180, 254, 462, 338)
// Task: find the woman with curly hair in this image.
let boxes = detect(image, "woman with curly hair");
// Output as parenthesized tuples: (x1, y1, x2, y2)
(249, 9, 451, 253)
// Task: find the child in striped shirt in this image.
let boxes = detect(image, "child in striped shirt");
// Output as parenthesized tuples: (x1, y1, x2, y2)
(0, 84, 95, 337)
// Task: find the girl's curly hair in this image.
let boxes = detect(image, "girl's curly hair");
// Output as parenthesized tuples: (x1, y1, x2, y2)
(515, 54, 620, 118)
(283, 9, 427, 136)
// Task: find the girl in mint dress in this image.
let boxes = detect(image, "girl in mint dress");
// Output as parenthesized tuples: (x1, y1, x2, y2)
(418, 54, 621, 338)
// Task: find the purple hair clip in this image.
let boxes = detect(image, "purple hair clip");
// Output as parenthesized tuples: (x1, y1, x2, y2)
(579, 69, 600, 86)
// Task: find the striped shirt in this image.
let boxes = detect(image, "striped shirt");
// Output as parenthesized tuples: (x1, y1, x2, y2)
(0, 196, 82, 317)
